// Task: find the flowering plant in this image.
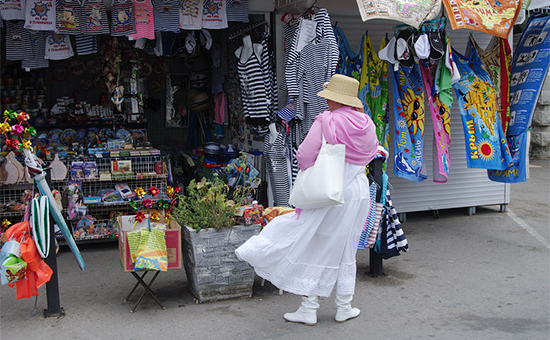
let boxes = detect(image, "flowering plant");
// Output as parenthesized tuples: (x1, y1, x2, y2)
(172, 174, 237, 232)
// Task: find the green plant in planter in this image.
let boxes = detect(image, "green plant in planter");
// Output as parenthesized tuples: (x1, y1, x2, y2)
(173, 175, 237, 232)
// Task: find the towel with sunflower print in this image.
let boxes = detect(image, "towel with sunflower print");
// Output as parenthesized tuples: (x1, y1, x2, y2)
(390, 61, 427, 183)
(452, 42, 513, 171)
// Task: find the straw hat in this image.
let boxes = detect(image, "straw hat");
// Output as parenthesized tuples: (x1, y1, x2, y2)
(317, 74, 363, 108)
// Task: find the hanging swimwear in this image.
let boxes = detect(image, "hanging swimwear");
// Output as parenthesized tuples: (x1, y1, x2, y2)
(420, 59, 451, 183)
(360, 35, 389, 151)
(333, 26, 363, 81)
(390, 59, 427, 183)
(452, 42, 513, 171)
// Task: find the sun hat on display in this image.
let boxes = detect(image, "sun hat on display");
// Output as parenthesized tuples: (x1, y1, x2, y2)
(316, 74, 363, 108)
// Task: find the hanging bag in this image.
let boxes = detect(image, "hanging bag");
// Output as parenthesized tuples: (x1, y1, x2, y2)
(133, 221, 168, 271)
(289, 133, 346, 210)
(31, 195, 50, 258)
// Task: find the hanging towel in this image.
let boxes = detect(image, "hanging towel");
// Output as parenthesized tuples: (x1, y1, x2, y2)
(360, 35, 389, 152)
(390, 60, 427, 183)
(420, 59, 451, 183)
(452, 42, 513, 171)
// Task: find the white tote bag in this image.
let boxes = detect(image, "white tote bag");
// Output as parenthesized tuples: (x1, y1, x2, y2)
(289, 133, 346, 209)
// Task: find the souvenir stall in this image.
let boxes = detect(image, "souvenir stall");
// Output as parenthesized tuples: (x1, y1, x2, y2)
(0, 0, 282, 308)
(0, 0, 278, 248)
(270, 0, 537, 221)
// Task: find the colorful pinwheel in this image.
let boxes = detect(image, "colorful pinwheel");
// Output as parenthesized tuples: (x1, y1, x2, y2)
(149, 212, 160, 221)
(142, 198, 153, 208)
(135, 211, 146, 223)
(150, 186, 160, 197)
(134, 187, 145, 199)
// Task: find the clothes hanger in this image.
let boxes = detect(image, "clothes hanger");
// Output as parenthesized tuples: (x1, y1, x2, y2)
(229, 20, 269, 40)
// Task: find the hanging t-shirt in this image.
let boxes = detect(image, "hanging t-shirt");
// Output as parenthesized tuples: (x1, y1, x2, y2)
(1, 0, 25, 20)
(390, 61, 427, 183)
(5, 21, 31, 60)
(180, 0, 203, 30)
(22, 30, 49, 71)
(111, 0, 136, 36)
(452, 43, 513, 170)
(45, 32, 74, 60)
(81, 0, 110, 35)
(129, 0, 154, 40)
(226, 0, 248, 23)
(152, 0, 180, 33)
(24, 0, 56, 31)
(56, 0, 84, 35)
(202, 0, 227, 29)
(75, 34, 97, 54)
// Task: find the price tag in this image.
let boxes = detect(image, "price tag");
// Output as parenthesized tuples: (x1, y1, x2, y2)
(296, 19, 317, 52)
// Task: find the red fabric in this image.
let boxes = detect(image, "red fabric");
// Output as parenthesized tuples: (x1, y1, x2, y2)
(5, 221, 53, 299)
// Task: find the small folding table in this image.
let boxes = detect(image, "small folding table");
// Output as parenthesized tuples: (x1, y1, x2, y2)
(124, 270, 165, 313)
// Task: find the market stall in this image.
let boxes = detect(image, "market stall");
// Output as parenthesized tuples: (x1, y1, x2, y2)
(1, 0, 548, 308)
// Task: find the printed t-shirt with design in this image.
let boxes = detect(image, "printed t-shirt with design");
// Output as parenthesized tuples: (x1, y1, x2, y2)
(24, 0, 56, 31)
(56, 0, 84, 34)
(45, 32, 74, 60)
(180, 0, 203, 30)
(22, 30, 49, 70)
(202, 0, 227, 29)
(111, 0, 136, 36)
(81, 0, 110, 35)
(1, 0, 25, 20)
(5, 20, 31, 60)
(129, 0, 154, 40)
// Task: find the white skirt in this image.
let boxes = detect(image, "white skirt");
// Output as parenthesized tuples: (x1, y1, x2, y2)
(235, 163, 371, 297)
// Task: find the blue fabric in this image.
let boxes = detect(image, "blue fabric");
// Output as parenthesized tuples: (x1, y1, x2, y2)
(487, 130, 528, 183)
(452, 42, 513, 170)
(390, 62, 427, 183)
(333, 27, 364, 80)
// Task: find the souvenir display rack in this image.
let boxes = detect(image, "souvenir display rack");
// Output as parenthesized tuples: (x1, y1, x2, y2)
(0, 154, 168, 244)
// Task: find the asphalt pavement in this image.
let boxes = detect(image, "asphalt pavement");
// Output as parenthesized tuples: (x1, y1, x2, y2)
(1, 159, 549, 340)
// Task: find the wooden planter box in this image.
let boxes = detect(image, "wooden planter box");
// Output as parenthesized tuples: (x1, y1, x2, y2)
(181, 224, 261, 303)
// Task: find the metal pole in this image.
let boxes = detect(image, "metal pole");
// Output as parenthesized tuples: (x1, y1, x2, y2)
(43, 168, 64, 317)
(368, 158, 384, 277)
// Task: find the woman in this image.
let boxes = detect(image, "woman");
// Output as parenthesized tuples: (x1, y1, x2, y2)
(235, 74, 379, 325)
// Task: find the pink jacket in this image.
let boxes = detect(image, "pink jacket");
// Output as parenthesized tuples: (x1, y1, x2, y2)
(296, 106, 379, 170)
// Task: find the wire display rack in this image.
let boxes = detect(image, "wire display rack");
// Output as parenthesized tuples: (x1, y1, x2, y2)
(1, 154, 168, 245)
